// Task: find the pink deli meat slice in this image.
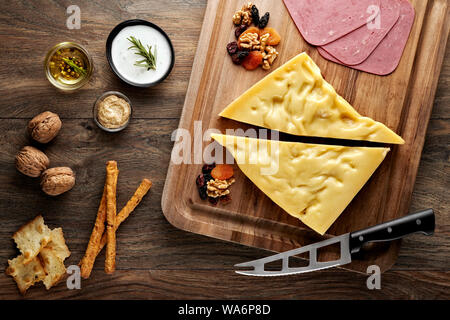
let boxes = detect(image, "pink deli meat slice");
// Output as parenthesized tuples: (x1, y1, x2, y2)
(318, 0, 415, 75)
(321, 0, 401, 65)
(283, 0, 381, 46)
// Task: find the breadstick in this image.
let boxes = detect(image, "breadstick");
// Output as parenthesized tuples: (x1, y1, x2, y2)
(95, 179, 152, 257)
(79, 169, 118, 279)
(105, 161, 118, 274)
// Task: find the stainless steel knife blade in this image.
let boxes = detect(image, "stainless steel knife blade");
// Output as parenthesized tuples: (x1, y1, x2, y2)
(235, 234, 351, 277)
(235, 209, 435, 277)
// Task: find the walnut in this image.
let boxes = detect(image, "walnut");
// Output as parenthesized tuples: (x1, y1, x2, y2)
(28, 111, 62, 144)
(239, 32, 260, 50)
(40, 167, 75, 196)
(15, 146, 50, 178)
(241, 2, 253, 11)
(262, 45, 279, 70)
(232, 2, 253, 26)
(240, 11, 252, 26)
(258, 33, 270, 52)
(232, 12, 243, 25)
(207, 178, 235, 198)
(262, 60, 271, 70)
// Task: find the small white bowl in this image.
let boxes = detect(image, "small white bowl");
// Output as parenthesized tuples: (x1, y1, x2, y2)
(106, 19, 175, 87)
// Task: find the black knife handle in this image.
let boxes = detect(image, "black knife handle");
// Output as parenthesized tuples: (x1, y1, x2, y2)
(349, 209, 435, 254)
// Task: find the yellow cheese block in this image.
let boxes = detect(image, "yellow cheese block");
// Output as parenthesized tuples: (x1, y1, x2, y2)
(211, 133, 390, 235)
(219, 52, 404, 144)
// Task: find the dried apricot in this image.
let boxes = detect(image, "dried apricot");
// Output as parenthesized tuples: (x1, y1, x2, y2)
(260, 27, 281, 46)
(241, 51, 263, 70)
(211, 164, 234, 180)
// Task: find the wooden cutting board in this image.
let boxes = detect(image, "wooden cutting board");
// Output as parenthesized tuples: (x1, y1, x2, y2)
(162, 0, 449, 273)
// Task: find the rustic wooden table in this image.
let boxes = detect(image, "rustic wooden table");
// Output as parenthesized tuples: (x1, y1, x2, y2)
(0, 0, 448, 299)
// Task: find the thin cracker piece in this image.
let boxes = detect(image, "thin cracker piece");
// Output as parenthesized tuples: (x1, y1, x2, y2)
(46, 228, 71, 262)
(6, 255, 46, 295)
(105, 161, 118, 274)
(39, 247, 66, 290)
(13, 215, 51, 264)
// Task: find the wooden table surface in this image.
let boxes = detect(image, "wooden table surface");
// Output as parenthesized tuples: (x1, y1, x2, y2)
(0, 0, 448, 300)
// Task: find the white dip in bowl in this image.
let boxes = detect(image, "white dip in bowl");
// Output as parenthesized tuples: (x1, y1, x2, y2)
(109, 23, 174, 86)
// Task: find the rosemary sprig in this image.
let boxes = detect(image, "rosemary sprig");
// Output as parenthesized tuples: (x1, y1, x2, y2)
(62, 57, 87, 76)
(127, 36, 157, 71)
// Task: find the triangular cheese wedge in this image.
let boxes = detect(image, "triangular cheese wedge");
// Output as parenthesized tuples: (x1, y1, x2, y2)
(219, 52, 404, 144)
(211, 133, 390, 235)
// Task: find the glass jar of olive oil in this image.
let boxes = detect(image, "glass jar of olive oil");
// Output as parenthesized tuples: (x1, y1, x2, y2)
(44, 42, 93, 91)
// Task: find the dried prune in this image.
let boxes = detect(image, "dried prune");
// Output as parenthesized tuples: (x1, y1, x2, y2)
(202, 163, 216, 174)
(203, 173, 213, 183)
(251, 5, 260, 27)
(259, 12, 270, 29)
(198, 185, 207, 200)
(227, 41, 239, 55)
(197, 173, 213, 200)
(231, 51, 250, 65)
(235, 25, 248, 39)
(220, 194, 232, 204)
(208, 196, 219, 205)
(196, 174, 205, 187)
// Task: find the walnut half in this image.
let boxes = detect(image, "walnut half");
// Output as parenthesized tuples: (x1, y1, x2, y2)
(207, 178, 235, 198)
(40, 167, 75, 196)
(238, 32, 260, 50)
(232, 2, 253, 26)
(262, 45, 279, 70)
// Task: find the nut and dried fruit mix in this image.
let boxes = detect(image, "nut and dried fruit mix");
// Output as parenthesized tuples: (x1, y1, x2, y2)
(227, 2, 281, 71)
(196, 163, 235, 205)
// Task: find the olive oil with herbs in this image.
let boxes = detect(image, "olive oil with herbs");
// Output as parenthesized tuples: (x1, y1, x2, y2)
(44, 42, 92, 91)
(49, 47, 88, 84)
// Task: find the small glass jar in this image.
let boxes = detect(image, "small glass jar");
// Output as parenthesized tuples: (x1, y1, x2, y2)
(44, 42, 93, 91)
(93, 91, 132, 133)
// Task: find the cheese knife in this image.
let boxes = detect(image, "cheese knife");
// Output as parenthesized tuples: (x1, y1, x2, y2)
(235, 209, 435, 276)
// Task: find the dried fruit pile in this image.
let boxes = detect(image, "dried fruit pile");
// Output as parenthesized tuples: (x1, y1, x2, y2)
(227, 2, 281, 71)
(196, 163, 235, 205)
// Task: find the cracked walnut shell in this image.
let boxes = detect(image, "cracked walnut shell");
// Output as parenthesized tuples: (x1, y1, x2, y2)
(28, 111, 62, 144)
(15, 146, 50, 178)
(40, 167, 75, 196)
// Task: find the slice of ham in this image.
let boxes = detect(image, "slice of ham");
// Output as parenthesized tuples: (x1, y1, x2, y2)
(321, 0, 401, 65)
(318, 0, 415, 75)
(283, 0, 381, 46)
